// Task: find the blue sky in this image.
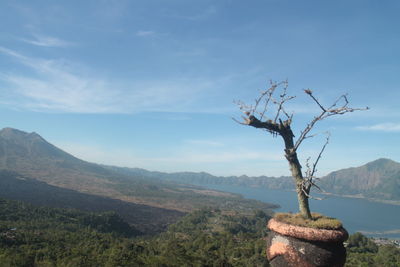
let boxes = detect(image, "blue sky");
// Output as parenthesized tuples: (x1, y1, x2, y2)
(0, 0, 399, 176)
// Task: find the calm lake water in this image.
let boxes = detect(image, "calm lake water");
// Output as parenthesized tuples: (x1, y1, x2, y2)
(201, 184, 400, 239)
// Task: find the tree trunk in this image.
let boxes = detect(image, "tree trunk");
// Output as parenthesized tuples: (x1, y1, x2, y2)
(287, 152, 312, 219)
(281, 130, 312, 219)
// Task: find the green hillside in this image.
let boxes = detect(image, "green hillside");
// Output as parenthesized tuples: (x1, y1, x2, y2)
(0, 198, 143, 266)
(0, 198, 271, 266)
(1, 197, 398, 266)
(0, 170, 184, 234)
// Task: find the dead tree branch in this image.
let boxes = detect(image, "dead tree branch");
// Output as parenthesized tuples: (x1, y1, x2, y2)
(294, 90, 369, 151)
(303, 133, 330, 198)
(234, 81, 368, 218)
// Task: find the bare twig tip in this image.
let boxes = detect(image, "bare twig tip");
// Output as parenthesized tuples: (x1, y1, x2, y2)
(304, 89, 313, 95)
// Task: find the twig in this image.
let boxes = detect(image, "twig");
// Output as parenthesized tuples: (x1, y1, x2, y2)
(294, 91, 368, 150)
(302, 186, 326, 201)
(310, 133, 330, 179)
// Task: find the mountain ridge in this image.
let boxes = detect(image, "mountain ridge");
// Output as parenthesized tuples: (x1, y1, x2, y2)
(105, 158, 400, 203)
(1, 126, 398, 207)
(320, 158, 400, 201)
(0, 169, 183, 234)
(0, 127, 277, 216)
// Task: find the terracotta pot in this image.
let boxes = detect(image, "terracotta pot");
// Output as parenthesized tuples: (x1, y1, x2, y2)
(266, 218, 348, 267)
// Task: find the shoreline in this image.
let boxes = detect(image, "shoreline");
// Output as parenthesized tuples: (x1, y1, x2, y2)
(321, 192, 400, 206)
(264, 187, 400, 206)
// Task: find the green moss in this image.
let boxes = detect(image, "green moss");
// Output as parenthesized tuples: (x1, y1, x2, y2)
(274, 212, 343, 230)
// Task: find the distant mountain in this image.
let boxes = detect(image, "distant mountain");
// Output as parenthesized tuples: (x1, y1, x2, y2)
(320, 158, 400, 201)
(0, 170, 183, 234)
(106, 158, 400, 203)
(0, 127, 121, 190)
(0, 127, 276, 222)
(105, 165, 294, 190)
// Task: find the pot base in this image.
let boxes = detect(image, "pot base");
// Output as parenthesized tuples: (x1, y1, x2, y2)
(266, 218, 348, 267)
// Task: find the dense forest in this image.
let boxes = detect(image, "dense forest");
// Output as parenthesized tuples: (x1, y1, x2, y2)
(1, 198, 399, 266)
(0, 198, 269, 266)
(346, 232, 400, 266)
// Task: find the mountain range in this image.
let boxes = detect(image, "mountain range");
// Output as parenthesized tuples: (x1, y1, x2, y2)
(0, 126, 398, 230)
(321, 158, 400, 201)
(105, 157, 400, 203)
(0, 127, 277, 233)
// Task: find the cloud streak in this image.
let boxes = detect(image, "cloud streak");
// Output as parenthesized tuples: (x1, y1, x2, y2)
(183, 139, 224, 147)
(174, 6, 217, 21)
(20, 34, 74, 47)
(136, 30, 155, 37)
(0, 47, 214, 113)
(356, 123, 400, 132)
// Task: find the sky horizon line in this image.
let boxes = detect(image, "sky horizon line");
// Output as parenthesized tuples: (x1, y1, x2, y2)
(0, 126, 397, 178)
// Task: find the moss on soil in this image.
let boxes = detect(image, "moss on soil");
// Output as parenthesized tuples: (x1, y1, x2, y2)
(274, 212, 343, 230)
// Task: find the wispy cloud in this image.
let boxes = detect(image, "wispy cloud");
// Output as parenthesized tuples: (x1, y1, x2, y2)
(20, 33, 74, 47)
(136, 30, 156, 37)
(164, 115, 192, 121)
(176, 6, 217, 21)
(184, 139, 224, 147)
(0, 47, 214, 113)
(356, 123, 400, 132)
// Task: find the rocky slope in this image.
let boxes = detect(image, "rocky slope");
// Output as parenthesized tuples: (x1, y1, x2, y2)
(320, 158, 400, 200)
(0, 127, 276, 214)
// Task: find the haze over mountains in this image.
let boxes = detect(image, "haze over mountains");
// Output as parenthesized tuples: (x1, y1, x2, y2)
(0, 127, 121, 193)
(0, 127, 276, 233)
(321, 158, 400, 201)
(0, 126, 399, 222)
(106, 156, 400, 203)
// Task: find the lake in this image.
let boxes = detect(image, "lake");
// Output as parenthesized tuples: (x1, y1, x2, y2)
(201, 184, 400, 239)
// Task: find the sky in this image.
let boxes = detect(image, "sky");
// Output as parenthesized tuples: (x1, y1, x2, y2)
(0, 0, 399, 177)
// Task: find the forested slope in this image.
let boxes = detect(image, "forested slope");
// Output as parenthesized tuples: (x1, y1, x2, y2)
(0, 198, 270, 266)
(1, 197, 399, 266)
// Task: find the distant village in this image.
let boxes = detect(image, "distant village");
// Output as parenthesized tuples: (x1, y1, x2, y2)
(372, 238, 400, 248)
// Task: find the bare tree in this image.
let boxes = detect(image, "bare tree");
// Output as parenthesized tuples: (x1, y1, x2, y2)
(235, 80, 368, 219)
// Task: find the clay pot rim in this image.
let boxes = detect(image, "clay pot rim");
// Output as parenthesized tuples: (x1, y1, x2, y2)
(267, 218, 348, 242)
